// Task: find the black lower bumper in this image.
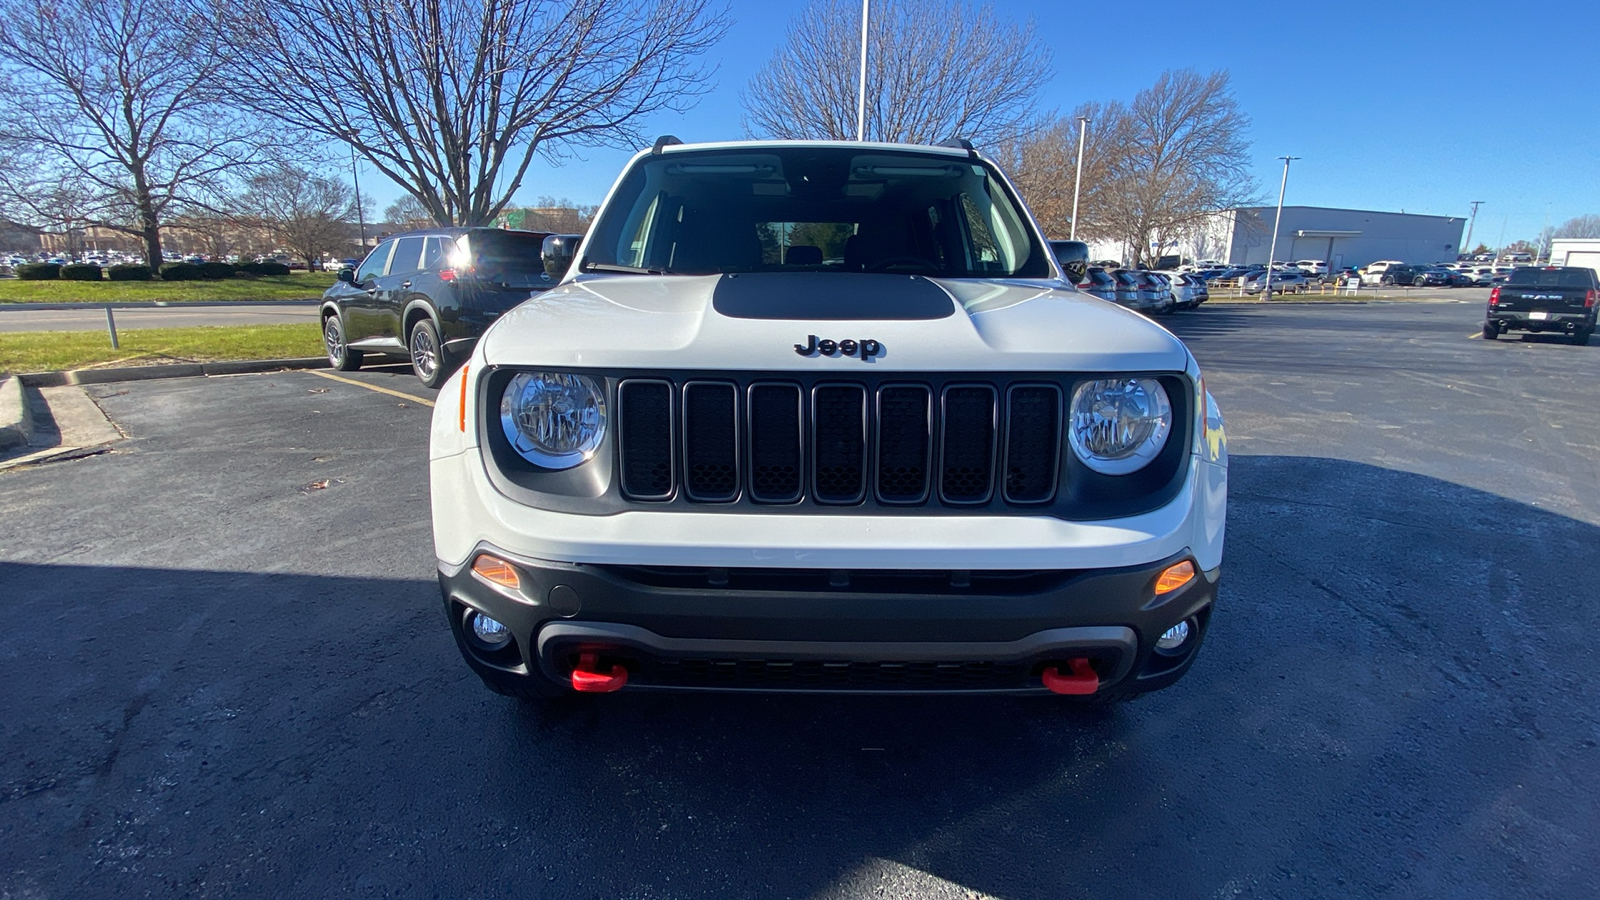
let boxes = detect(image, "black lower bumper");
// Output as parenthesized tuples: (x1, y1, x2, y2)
(1490, 312, 1593, 333)
(439, 546, 1218, 697)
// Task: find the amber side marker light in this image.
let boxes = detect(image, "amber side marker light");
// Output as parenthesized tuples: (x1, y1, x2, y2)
(472, 555, 520, 590)
(1154, 560, 1196, 595)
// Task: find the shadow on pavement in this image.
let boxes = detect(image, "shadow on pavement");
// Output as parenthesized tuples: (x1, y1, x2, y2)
(1, 457, 1597, 898)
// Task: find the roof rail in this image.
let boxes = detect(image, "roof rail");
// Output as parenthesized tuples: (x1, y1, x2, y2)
(936, 137, 978, 156)
(651, 135, 684, 155)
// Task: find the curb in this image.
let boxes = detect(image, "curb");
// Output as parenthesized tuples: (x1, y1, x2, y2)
(0, 375, 34, 449)
(0, 299, 322, 312)
(15, 357, 331, 388)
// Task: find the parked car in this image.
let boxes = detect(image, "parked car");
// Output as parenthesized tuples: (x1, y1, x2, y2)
(1108, 269, 1153, 311)
(1075, 266, 1120, 303)
(429, 137, 1228, 704)
(1294, 259, 1328, 276)
(1243, 270, 1308, 294)
(1145, 272, 1178, 314)
(321, 226, 554, 388)
(1484, 265, 1600, 343)
(1411, 267, 1454, 287)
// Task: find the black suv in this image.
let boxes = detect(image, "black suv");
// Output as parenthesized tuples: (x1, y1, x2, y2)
(320, 228, 554, 388)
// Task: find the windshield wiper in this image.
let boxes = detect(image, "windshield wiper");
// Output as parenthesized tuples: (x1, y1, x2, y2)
(581, 261, 676, 275)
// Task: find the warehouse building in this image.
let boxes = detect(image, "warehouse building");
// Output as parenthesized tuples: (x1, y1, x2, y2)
(1086, 206, 1468, 269)
(1549, 238, 1600, 275)
(1198, 206, 1466, 269)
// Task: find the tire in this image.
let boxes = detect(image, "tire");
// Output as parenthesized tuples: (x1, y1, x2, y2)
(1381, 276, 1394, 286)
(1412, 277, 1427, 287)
(408, 317, 454, 389)
(1482, 323, 1499, 340)
(323, 313, 363, 371)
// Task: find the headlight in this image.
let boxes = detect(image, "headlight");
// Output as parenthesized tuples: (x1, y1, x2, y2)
(1068, 377, 1171, 475)
(499, 371, 606, 469)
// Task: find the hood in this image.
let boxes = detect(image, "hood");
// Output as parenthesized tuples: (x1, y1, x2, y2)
(477, 272, 1191, 373)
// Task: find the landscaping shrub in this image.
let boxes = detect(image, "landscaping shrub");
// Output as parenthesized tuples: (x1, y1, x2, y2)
(108, 264, 152, 281)
(159, 262, 205, 281)
(61, 264, 104, 281)
(15, 263, 61, 280)
(255, 261, 291, 276)
(200, 261, 237, 280)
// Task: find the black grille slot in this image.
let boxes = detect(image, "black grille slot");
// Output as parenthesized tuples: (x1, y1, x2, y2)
(618, 380, 673, 499)
(748, 384, 803, 503)
(1004, 384, 1061, 503)
(682, 382, 738, 501)
(812, 385, 867, 504)
(940, 385, 997, 504)
(649, 658, 1032, 691)
(876, 385, 931, 503)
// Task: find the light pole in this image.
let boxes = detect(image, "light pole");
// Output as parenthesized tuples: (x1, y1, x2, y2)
(855, 0, 869, 141)
(1463, 200, 1483, 260)
(1070, 116, 1089, 241)
(350, 141, 367, 251)
(1262, 155, 1299, 298)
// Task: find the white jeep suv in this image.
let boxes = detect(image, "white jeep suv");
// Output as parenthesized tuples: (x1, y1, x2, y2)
(429, 139, 1228, 703)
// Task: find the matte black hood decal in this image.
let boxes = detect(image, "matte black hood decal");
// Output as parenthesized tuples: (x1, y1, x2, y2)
(711, 272, 956, 320)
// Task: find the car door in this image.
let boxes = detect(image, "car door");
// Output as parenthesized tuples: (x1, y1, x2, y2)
(345, 240, 396, 341)
(376, 236, 426, 341)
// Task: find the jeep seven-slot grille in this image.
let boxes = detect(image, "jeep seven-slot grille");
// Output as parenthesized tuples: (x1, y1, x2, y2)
(617, 378, 1066, 507)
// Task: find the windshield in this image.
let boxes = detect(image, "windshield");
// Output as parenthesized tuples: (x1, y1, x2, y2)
(582, 146, 1049, 278)
(1507, 267, 1594, 288)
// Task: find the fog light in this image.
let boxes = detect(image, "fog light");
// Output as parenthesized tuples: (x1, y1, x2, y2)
(470, 612, 512, 650)
(1156, 620, 1191, 653)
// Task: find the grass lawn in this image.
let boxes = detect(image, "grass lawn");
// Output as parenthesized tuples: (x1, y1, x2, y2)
(0, 272, 337, 304)
(0, 324, 323, 374)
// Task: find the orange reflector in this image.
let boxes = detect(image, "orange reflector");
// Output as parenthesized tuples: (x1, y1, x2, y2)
(458, 365, 470, 432)
(1154, 560, 1196, 595)
(472, 555, 520, 590)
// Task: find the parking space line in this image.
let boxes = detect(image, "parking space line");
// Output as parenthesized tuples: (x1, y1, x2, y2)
(1466, 331, 1481, 339)
(307, 370, 435, 407)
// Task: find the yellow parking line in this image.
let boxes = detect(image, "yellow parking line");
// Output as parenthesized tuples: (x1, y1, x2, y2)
(308, 369, 435, 407)
(1466, 331, 1481, 338)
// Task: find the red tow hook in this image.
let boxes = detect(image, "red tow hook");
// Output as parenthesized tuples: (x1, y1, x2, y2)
(570, 651, 629, 693)
(1041, 658, 1099, 695)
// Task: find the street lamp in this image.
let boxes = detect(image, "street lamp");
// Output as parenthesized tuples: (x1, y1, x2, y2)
(1070, 116, 1089, 241)
(855, 0, 869, 142)
(1262, 155, 1299, 298)
(1464, 200, 1483, 260)
(350, 140, 367, 251)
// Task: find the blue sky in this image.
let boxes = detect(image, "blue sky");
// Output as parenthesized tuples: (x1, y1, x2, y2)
(361, 0, 1600, 247)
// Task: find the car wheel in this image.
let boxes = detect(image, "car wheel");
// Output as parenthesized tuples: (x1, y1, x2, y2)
(1381, 276, 1394, 286)
(323, 313, 363, 371)
(408, 318, 454, 389)
(1412, 277, 1427, 287)
(1482, 323, 1499, 341)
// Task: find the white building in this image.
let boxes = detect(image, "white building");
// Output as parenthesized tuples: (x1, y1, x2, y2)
(1549, 238, 1600, 276)
(1086, 206, 1467, 269)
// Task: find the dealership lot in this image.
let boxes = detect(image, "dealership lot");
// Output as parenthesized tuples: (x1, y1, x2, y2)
(2, 300, 1597, 898)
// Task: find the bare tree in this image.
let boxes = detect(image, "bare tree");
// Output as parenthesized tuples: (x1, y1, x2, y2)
(226, 0, 729, 228)
(995, 104, 1118, 239)
(239, 166, 357, 269)
(742, 0, 1050, 145)
(0, 0, 266, 270)
(1555, 215, 1600, 239)
(384, 195, 438, 231)
(1008, 70, 1255, 267)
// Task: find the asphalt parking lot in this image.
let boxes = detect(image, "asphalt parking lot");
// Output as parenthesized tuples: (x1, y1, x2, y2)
(2, 299, 1597, 897)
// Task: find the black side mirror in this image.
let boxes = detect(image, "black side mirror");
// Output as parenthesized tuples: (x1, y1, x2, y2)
(337, 267, 356, 284)
(542, 234, 583, 280)
(1052, 240, 1089, 285)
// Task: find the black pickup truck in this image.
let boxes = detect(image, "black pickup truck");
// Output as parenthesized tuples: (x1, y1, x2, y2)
(1484, 266, 1600, 344)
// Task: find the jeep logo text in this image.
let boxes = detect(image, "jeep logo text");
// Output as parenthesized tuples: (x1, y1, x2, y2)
(794, 335, 882, 361)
